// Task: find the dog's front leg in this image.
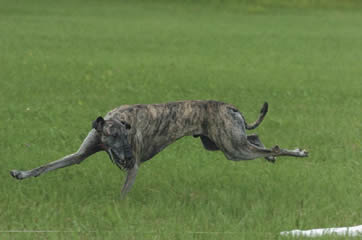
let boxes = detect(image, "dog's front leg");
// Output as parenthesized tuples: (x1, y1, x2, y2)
(10, 129, 102, 180)
(120, 163, 139, 199)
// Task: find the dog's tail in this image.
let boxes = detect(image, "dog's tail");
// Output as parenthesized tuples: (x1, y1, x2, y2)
(245, 102, 268, 130)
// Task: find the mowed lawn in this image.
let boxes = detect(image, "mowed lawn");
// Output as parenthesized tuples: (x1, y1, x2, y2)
(0, 0, 361, 239)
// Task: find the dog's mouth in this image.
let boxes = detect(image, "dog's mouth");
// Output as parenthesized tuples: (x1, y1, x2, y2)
(108, 148, 124, 166)
(107, 148, 134, 170)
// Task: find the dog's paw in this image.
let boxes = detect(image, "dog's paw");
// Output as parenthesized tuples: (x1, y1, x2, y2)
(296, 148, 308, 157)
(10, 170, 25, 180)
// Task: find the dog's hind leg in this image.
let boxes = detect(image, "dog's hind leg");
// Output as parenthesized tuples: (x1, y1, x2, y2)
(222, 103, 308, 161)
(247, 134, 276, 163)
(198, 135, 220, 151)
(10, 129, 102, 180)
(226, 142, 308, 161)
(251, 144, 308, 159)
(120, 163, 139, 199)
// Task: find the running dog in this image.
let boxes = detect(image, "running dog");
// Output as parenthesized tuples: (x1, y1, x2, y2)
(10, 100, 308, 197)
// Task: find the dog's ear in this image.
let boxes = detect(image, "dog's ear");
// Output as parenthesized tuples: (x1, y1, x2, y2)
(92, 116, 105, 132)
(121, 120, 131, 130)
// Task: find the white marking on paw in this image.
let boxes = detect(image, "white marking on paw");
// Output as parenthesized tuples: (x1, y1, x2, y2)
(10, 170, 25, 180)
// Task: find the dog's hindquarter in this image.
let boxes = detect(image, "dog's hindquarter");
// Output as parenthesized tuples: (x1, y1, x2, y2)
(201, 103, 250, 157)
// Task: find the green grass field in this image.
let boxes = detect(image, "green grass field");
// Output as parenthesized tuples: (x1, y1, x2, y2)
(1, 0, 361, 239)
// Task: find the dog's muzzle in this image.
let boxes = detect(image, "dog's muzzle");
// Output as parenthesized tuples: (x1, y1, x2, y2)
(108, 147, 133, 170)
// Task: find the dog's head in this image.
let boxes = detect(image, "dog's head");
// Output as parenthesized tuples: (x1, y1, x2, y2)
(92, 116, 133, 166)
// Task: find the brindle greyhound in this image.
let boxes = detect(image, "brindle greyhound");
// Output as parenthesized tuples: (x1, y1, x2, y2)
(10, 100, 308, 198)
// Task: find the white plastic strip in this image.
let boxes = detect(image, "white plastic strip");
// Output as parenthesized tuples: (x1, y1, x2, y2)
(281, 225, 362, 237)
